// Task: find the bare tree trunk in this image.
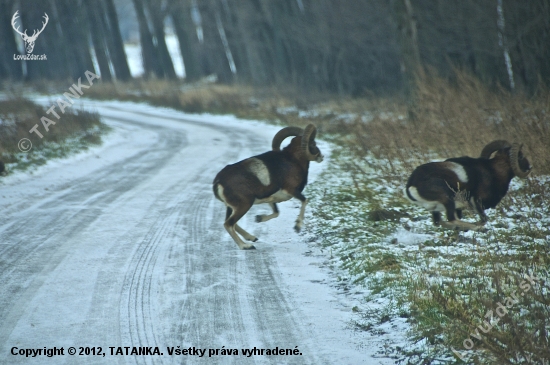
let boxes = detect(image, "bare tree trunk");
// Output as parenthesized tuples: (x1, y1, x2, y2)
(497, 0, 515, 91)
(55, 0, 96, 79)
(85, 0, 112, 81)
(216, 0, 250, 81)
(282, 0, 310, 89)
(103, 0, 132, 81)
(229, 0, 270, 84)
(214, 2, 236, 76)
(403, 0, 421, 68)
(169, 0, 203, 81)
(459, 0, 478, 75)
(392, 0, 422, 97)
(133, 0, 164, 78)
(199, 0, 233, 82)
(266, 1, 291, 84)
(144, 0, 177, 79)
(240, 0, 277, 84)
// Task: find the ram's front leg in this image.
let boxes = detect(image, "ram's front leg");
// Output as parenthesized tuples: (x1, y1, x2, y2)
(293, 193, 307, 232)
(256, 203, 279, 223)
(472, 198, 488, 225)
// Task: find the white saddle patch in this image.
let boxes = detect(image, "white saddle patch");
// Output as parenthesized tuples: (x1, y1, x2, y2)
(247, 158, 271, 186)
(445, 162, 469, 183)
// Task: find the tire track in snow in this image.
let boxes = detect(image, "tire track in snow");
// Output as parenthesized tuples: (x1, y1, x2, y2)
(92, 106, 334, 364)
(121, 207, 178, 365)
(100, 108, 259, 364)
(1, 101, 369, 365)
(0, 124, 185, 352)
(118, 169, 225, 365)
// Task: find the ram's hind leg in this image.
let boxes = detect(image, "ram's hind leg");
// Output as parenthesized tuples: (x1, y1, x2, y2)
(431, 211, 442, 225)
(225, 207, 257, 242)
(256, 203, 279, 223)
(224, 206, 256, 250)
(472, 198, 488, 225)
(235, 224, 258, 242)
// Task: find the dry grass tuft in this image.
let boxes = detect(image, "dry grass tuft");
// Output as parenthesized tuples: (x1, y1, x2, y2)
(86, 79, 255, 115)
(348, 70, 550, 175)
(0, 97, 103, 167)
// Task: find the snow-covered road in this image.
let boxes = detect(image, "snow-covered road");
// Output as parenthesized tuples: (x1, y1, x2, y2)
(0, 100, 390, 364)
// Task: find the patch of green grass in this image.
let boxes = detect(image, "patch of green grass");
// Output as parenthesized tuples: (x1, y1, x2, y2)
(305, 142, 550, 364)
(0, 97, 109, 174)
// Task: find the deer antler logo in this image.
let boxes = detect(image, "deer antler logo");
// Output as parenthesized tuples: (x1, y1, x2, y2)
(11, 11, 49, 54)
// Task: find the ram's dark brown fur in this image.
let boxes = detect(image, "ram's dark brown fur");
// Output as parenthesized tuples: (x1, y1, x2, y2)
(404, 141, 531, 231)
(213, 124, 322, 249)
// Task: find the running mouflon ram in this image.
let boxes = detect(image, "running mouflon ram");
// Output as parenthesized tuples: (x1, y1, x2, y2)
(404, 140, 531, 231)
(213, 124, 323, 249)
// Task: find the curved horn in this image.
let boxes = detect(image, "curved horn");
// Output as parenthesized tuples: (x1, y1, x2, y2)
(509, 143, 531, 178)
(480, 140, 512, 159)
(301, 124, 318, 161)
(272, 126, 304, 151)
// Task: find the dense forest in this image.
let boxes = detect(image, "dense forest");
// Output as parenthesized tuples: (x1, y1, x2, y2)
(0, 0, 549, 95)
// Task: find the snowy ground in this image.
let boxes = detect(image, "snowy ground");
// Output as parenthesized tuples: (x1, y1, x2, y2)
(0, 98, 396, 364)
(302, 141, 549, 363)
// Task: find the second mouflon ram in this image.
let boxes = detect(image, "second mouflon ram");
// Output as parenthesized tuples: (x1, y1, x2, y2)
(213, 124, 323, 249)
(404, 140, 531, 231)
